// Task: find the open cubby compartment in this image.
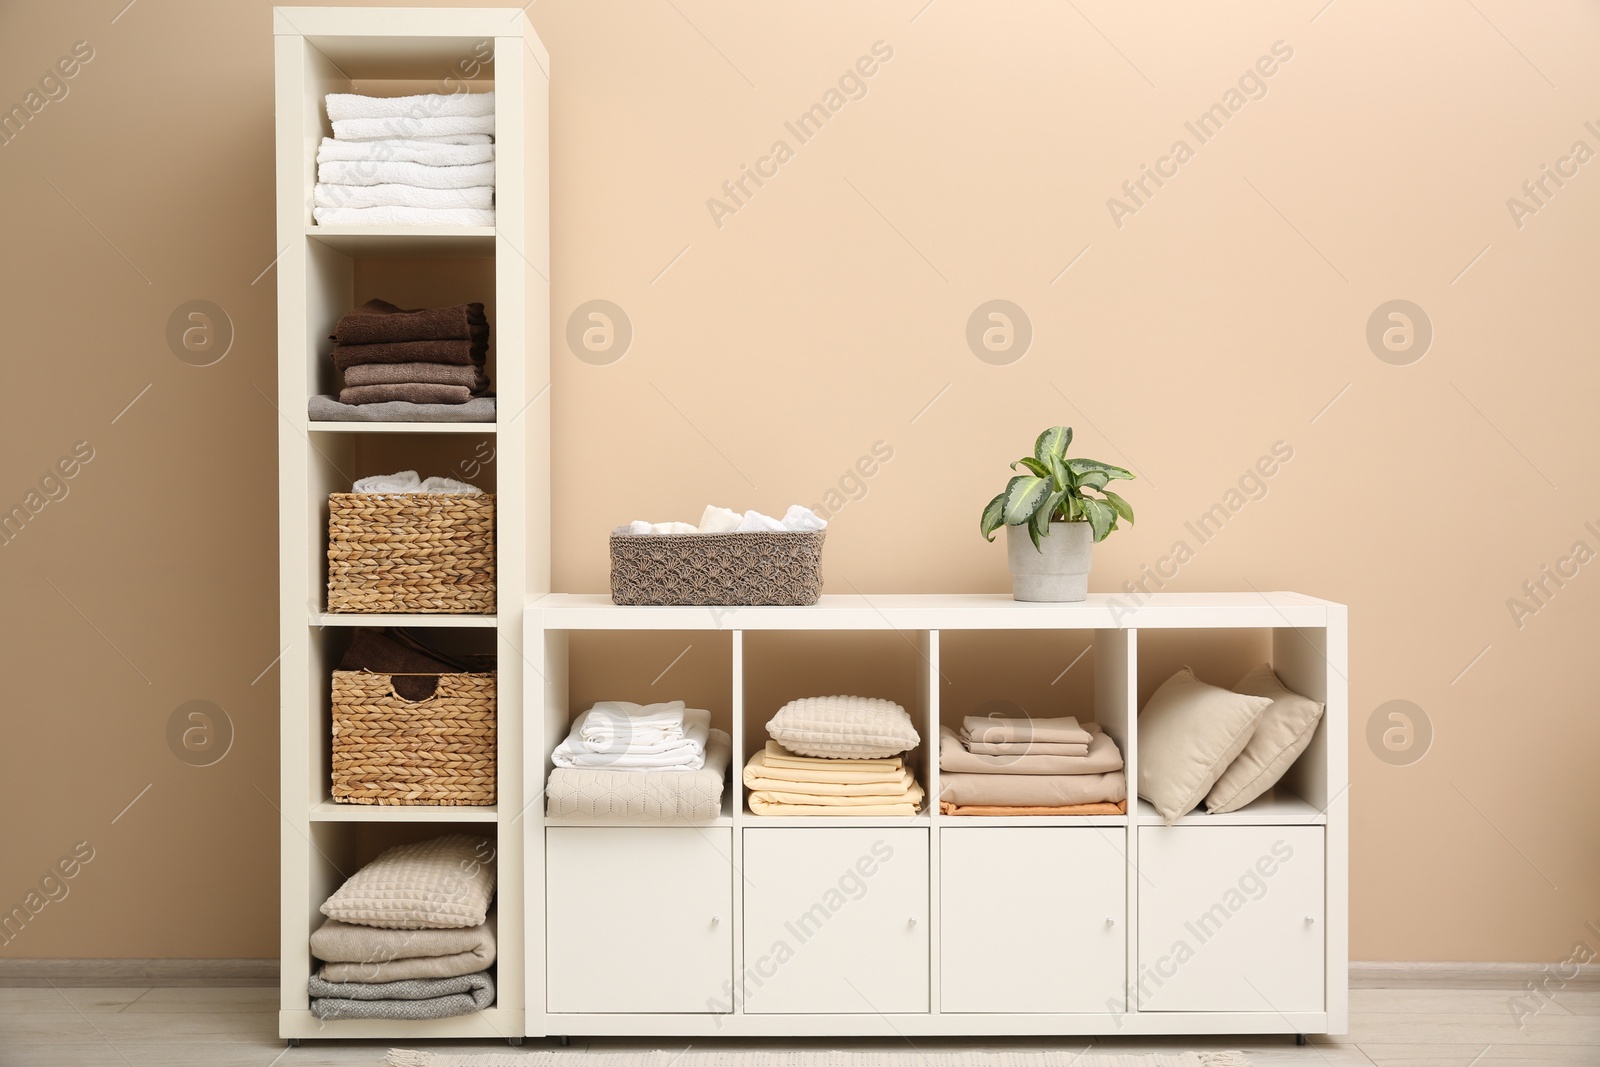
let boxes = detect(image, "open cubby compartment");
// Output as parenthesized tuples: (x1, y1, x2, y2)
(737, 629, 935, 820)
(536, 628, 736, 821)
(1133, 626, 1337, 824)
(934, 628, 1134, 822)
(301, 243, 498, 406)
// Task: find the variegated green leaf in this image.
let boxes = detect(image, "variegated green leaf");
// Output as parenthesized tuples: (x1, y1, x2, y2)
(1080, 497, 1115, 543)
(1011, 456, 1050, 478)
(1101, 488, 1135, 524)
(979, 491, 1007, 541)
(1066, 457, 1134, 481)
(1034, 425, 1073, 464)
(1001, 475, 1052, 526)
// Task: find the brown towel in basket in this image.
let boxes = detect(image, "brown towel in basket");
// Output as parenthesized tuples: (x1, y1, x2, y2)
(331, 338, 485, 369)
(338, 383, 473, 406)
(338, 628, 489, 700)
(334, 299, 487, 345)
(342, 362, 489, 391)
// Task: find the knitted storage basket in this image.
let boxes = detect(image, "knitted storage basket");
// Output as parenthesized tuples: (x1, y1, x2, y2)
(327, 492, 495, 614)
(330, 670, 496, 805)
(609, 530, 825, 606)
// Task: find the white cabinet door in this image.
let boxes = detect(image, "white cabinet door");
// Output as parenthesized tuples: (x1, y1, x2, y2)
(546, 827, 733, 1014)
(940, 827, 1127, 1014)
(1137, 826, 1324, 1013)
(741, 828, 928, 1014)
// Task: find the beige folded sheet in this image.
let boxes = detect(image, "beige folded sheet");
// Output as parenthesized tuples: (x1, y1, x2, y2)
(743, 747, 907, 786)
(939, 725, 1122, 775)
(749, 781, 925, 817)
(939, 800, 1127, 816)
(743, 770, 915, 796)
(961, 714, 1092, 746)
(961, 736, 1089, 756)
(938, 769, 1127, 807)
(760, 742, 902, 771)
(311, 914, 496, 983)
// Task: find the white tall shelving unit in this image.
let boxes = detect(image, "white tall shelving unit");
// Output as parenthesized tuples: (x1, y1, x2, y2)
(525, 592, 1348, 1039)
(274, 7, 548, 1044)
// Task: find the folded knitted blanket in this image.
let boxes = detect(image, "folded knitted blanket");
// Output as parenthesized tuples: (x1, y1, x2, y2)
(343, 362, 488, 391)
(314, 183, 494, 211)
(308, 395, 497, 424)
(312, 914, 496, 983)
(340, 383, 474, 406)
(546, 731, 731, 822)
(326, 91, 495, 123)
(308, 970, 494, 1020)
(318, 137, 495, 167)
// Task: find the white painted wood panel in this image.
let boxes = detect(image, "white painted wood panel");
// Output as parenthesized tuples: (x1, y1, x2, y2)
(741, 828, 929, 1014)
(940, 827, 1126, 1013)
(545, 828, 732, 1014)
(1137, 825, 1324, 1013)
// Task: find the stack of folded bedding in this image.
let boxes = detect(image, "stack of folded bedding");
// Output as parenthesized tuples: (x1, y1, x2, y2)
(309, 299, 495, 422)
(743, 695, 925, 816)
(314, 91, 496, 227)
(938, 714, 1127, 816)
(546, 700, 733, 821)
(310, 834, 497, 1020)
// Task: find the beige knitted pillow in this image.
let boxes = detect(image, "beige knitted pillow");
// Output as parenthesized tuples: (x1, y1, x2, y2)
(1137, 668, 1271, 824)
(767, 695, 920, 759)
(320, 833, 495, 929)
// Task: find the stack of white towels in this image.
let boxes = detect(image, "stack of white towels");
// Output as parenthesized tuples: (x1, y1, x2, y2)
(623, 504, 828, 536)
(314, 91, 496, 227)
(552, 700, 717, 770)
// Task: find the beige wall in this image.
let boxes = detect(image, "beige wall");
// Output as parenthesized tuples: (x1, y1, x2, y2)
(0, 0, 1595, 963)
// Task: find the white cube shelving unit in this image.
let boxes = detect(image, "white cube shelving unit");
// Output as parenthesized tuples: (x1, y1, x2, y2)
(273, 7, 549, 1043)
(525, 592, 1347, 1038)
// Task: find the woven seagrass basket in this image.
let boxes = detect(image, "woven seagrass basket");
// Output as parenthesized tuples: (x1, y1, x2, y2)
(326, 493, 495, 614)
(330, 670, 496, 805)
(609, 530, 825, 606)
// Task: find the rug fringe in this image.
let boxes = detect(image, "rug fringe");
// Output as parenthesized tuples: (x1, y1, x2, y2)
(384, 1051, 432, 1067)
(1195, 1052, 1252, 1067)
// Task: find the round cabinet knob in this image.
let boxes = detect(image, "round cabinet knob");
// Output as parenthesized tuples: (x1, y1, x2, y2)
(1105, 917, 1116, 927)
(1304, 915, 1316, 925)
(711, 916, 721, 925)
(908, 917, 918, 927)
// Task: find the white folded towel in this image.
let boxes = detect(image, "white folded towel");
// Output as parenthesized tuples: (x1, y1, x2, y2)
(353, 471, 422, 493)
(332, 115, 495, 142)
(398, 133, 494, 146)
(318, 138, 496, 167)
(782, 504, 828, 531)
(577, 701, 688, 749)
(420, 476, 483, 495)
(325, 90, 495, 123)
(313, 206, 496, 227)
(736, 510, 786, 532)
(698, 505, 741, 533)
(553, 708, 713, 770)
(318, 159, 495, 190)
(625, 520, 699, 535)
(313, 183, 494, 211)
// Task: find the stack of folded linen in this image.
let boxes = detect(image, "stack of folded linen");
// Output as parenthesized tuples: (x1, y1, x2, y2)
(310, 834, 496, 1020)
(938, 714, 1127, 816)
(743, 742, 925, 816)
(309, 299, 496, 423)
(546, 700, 733, 822)
(313, 90, 496, 227)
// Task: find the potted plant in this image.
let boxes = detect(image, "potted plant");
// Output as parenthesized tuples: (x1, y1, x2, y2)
(979, 426, 1135, 602)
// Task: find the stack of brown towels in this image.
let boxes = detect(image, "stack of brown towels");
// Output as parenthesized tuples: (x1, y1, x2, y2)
(938, 714, 1127, 816)
(309, 298, 496, 423)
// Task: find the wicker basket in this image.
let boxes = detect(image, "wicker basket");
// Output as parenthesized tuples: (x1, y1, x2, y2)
(327, 493, 495, 614)
(330, 670, 496, 806)
(609, 530, 825, 606)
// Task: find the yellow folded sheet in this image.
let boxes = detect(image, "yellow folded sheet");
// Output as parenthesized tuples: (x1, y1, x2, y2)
(760, 741, 903, 771)
(743, 771, 915, 797)
(752, 787, 922, 807)
(743, 748, 907, 786)
(748, 781, 925, 817)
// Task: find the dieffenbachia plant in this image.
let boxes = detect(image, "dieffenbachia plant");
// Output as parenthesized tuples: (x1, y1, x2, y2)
(980, 425, 1136, 549)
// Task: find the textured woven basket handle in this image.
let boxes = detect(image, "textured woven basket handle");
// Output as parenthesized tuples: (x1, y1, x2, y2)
(361, 668, 447, 705)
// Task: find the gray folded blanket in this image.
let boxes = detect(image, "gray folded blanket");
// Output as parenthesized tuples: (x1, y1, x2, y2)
(308, 970, 494, 1020)
(342, 362, 489, 391)
(308, 394, 496, 423)
(311, 914, 496, 982)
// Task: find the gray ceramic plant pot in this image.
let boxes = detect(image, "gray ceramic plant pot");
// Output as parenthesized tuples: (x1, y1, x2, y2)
(1006, 520, 1093, 602)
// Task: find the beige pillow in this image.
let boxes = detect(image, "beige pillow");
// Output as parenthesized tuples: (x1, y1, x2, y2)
(767, 695, 920, 759)
(321, 833, 495, 929)
(1137, 668, 1271, 824)
(1205, 663, 1326, 814)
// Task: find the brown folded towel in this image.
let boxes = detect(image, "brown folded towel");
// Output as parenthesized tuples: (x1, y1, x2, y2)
(331, 339, 485, 369)
(340, 383, 473, 406)
(334, 299, 486, 345)
(342, 362, 489, 391)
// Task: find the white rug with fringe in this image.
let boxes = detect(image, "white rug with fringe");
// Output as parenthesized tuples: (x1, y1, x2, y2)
(385, 1051, 1250, 1067)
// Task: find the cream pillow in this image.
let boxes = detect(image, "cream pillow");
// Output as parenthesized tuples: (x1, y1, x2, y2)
(321, 833, 496, 929)
(1205, 664, 1326, 814)
(1137, 668, 1271, 824)
(766, 695, 920, 759)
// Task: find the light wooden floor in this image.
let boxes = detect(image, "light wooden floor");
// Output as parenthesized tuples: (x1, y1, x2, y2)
(2, 982, 1596, 1066)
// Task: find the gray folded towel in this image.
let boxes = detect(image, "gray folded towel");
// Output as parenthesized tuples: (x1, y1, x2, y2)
(308, 970, 494, 1020)
(308, 395, 496, 423)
